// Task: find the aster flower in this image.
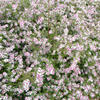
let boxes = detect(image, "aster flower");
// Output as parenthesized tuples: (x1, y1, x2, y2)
(23, 79, 30, 92)
(18, 19, 25, 28)
(25, 97, 32, 100)
(46, 64, 55, 75)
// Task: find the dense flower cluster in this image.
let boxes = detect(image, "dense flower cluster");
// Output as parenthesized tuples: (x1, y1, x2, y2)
(0, 0, 100, 99)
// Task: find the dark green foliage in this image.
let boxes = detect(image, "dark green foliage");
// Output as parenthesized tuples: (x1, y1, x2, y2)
(67, 25, 78, 35)
(31, 14, 39, 23)
(67, 70, 74, 78)
(20, 0, 30, 8)
(55, 14, 61, 22)
(78, 56, 89, 78)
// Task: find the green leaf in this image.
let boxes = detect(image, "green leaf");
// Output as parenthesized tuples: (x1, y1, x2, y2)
(20, 0, 30, 8)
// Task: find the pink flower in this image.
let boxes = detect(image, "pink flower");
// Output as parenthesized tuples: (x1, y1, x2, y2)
(3, 72, 7, 77)
(66, 47, 72, 56)
(37, 17, 44, 24)
(90, 44, 97, 51)
(68, 85, 72, 91)
(18, 19, 25, 28)
(21, 39, 25, 43)
(90, 0, 94, 2)
(33, 38, 39, 44)
(36, 74, 43, 82)
(23, 79, 30, 91)
(74, 67, 81, 75)
(17, 88, 23, 94)
(64, 68, 71, 74)
(96, 61, 100, 70)
(10, 54, 14, 59)
(37, 82, 43, 87)
(88, 7, 95, 14)
(26, 67, 32, 72)
(76, 43, 84, 51)
(24, 52, 30, 57)
(25, 97, 32, 100)
(12, 4, 17, 10)
(27, 31, 32, 36)
(46, 64, 55, 75)
(49, 30, 53, 34)
(47, 77, 51, 81)
(80, 96, 89, 100)
(73, 13, 79, 21)
(36, 73, 43, 87)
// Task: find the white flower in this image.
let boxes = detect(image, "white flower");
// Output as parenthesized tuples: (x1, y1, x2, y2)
(54, 36, 60, 41)
(64, 27, 68, 35)
(1, 95, 8, 100)
(59, 44, 65, 49)
(10, 78, 16, 82)
(90, 92, 95, 98)
(3, 59, 9, 62)
(23, 79, 30, 91)
(12, 4, 18, 10)
(46, 64, 55, 75)
(37, 17, 44, 24)
(26, 67, 32, 72)
(6, 45, 15, 52)
(17, 88, 23, 94)
(3, 72, 7, 77)
(8, 97, 12, 100)
(49, 30, 53, 34)
(25, 97, 32, 100)
(90, 44, 96, 51)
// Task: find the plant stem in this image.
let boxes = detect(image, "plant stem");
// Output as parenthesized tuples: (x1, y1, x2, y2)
(48, 0, 50, 35)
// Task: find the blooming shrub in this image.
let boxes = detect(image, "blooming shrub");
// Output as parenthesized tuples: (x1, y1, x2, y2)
(0, 0, 100, 99)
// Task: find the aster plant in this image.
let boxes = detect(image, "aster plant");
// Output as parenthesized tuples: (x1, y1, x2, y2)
(0, 0, 100, 100)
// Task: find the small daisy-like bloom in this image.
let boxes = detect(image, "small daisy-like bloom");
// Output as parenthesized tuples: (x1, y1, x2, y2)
(37, 17, 44, 24)
(24, 52, 30, 57)
(49, 30, 53, 34)
(33, 38, 39, 44)
(27, 31, 32, 36)
(73, 13, 79, 21)
(16, 88, 23, 94)
(36, 73, 43, 83)
(96, 61, 100, 70)
(1, 95, 8, 100)
(35, 68, 45, 86)
(47, 77, 51, 81)
(23, 79, 30, 92)
(90, 92, 95, 98)
(54, 36, 60, 41)
(90, 44, 97, 51)
(12, 4, 18, 10)
(26, 67, 32, 72)
(74, 66, 81, 75)
(88, 6, 95, 15)
(25, 97, 32, 100)
(80, 96, 89, 100)
(64, 27, 68, 36)
(46, 64, 55, 75)
(18, 19, 25, 28)
(34, 60, 40, 65)
(64, 68, 70, 74)
(59, 44, 65, 49)
(3, 72, 7, 77)
(10, 54, 14, 60)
